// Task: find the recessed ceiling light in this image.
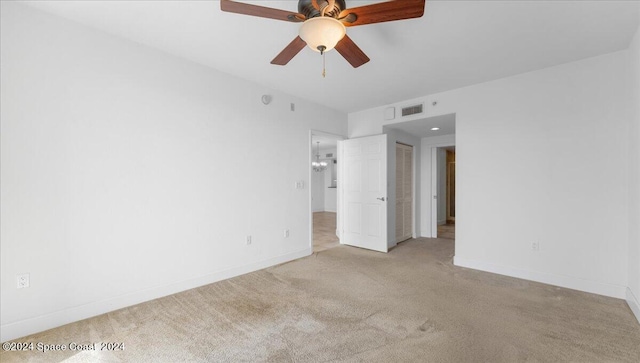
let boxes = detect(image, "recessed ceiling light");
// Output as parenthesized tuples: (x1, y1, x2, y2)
(431, 127, 440, 131)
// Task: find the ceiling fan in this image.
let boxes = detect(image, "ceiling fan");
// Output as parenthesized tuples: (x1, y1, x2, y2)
(220, 0, 426, 68)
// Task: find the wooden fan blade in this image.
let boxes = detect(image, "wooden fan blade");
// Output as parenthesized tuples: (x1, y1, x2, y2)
(220, 0, 305, 22)
(339, 0, 425, 27)
(271, 36, 308, 65)
(335, 35, 370, 68)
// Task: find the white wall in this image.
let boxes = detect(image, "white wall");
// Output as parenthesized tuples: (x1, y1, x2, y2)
(350, 51, 633, 300)
(311, 169, 325, 212)
(324, 186, 337, 213)
(311, 146, 336, 213)
(453, 52, 630, 298)
(0, 3, 347, 341)
(627, 19, 640, 322)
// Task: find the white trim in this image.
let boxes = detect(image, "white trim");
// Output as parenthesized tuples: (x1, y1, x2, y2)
(412, 142, 418, 240)
(420, 131, 455, 239)
(627, 288, 640, 325)
(453, 256, 627, 299)
(430, 147, 438, 237)
(1, 248, 311, 342)
(337, 141, 343, 241)
(428, 142, 455, 238)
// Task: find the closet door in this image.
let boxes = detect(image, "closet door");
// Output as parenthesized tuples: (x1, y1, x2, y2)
(395, 143, 413, 243)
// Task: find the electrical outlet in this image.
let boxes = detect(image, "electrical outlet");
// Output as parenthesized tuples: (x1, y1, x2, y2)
(246, 235, 252, 245)
(531, 242, 540, 252)
(284, 229, 290, 238)
(17, 273, 30, 289)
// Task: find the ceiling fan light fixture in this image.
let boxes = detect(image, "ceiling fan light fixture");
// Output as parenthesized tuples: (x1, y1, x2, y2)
(299, 17, 346, 53)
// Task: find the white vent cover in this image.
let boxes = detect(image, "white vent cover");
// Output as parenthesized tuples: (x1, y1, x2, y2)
(384, 107, 396, 120)
(401, 104, 423, 117)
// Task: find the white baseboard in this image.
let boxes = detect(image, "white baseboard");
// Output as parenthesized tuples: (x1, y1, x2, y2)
(626, 288, 640, 325)
(1, 248, 312, 342)
(453, 256, 627, 299)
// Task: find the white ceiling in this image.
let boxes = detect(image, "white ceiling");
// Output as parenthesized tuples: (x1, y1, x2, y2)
(21, 1, 640, 113)
(384, 113, 455, 137)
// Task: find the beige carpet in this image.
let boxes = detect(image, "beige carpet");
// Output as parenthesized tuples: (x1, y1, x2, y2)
(2, 238, 639, 362)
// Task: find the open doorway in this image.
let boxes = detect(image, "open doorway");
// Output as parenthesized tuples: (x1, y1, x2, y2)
(310, 132, 342, 252)
(382, 113, 455, 241)
(436, 146, 455, 240)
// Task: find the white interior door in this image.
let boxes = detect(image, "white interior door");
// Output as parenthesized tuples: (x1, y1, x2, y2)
(339, 134, 388, 253)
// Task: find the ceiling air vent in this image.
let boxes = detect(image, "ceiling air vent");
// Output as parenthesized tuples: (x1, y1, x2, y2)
(325, 153, 334, 158)
(401, 104, 423, 117)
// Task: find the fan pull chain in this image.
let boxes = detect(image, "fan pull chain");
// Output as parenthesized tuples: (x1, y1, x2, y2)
(317, 45, 327, 78)
(322, 52, 326, 78)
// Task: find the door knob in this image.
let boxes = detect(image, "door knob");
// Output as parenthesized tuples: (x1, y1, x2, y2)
(377, 197, 385, 201)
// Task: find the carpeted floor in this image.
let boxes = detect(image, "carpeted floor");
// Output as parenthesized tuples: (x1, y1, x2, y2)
(2, 238, 639, 362)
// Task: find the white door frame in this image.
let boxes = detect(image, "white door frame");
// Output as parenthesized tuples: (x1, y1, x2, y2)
(428, 142, 455, 238)
(309, 130, 345, 250)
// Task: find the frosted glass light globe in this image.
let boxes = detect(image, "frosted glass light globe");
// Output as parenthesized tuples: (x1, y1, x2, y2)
(299, 17, 346, 53)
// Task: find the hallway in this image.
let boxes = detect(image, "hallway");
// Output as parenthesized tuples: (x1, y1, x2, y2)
(313, 212, 339, 252)
(438, 223, 455, 240)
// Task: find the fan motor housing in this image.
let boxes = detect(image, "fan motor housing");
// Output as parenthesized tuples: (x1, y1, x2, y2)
(299, 0, 346, 19)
